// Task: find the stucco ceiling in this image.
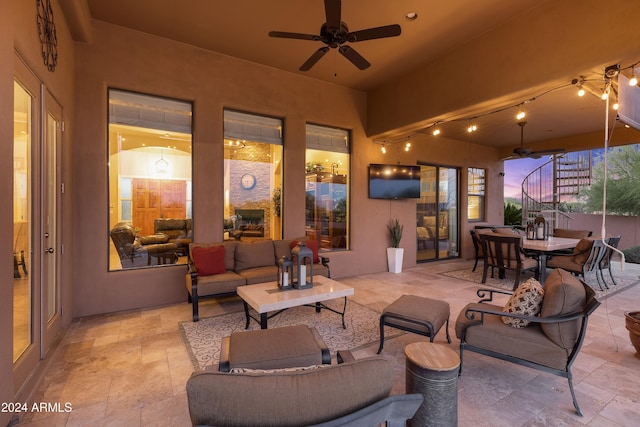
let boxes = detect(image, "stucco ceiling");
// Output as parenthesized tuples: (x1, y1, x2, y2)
(84, 0, 640, 152)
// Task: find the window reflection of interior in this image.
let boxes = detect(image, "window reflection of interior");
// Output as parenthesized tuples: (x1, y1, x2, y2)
(305, 148, 349, 252)
(108, 90, 193, 271)
(467, 168, 485, 221)
(223, 137, 283, 241)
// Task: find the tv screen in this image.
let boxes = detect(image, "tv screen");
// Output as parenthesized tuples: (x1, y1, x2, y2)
(369, 164, 421, 199)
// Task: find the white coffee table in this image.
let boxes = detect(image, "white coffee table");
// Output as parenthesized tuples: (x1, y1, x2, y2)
(237, 275, 355, 329)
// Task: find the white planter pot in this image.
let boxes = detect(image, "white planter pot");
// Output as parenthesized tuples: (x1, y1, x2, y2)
(387, 247, 404, 273)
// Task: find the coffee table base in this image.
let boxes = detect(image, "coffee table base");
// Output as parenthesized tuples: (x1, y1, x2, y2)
(243, 297, 349, 329)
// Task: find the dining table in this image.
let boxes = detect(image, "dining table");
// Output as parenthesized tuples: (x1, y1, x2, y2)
(522, 236, 581, 282)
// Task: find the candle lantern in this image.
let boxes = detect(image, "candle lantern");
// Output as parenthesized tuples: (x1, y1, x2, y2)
(526, 221, 535, 240)
(534, 217, 548, 240)
(292, 242, 313, 289)
(277, 256, 293, 290)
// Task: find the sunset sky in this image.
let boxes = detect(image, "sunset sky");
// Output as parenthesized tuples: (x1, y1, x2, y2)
(503, 157, 550, 200)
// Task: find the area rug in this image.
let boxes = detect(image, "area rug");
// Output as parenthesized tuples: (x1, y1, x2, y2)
(440, 267, 639, 300)
(179, 299, 404, 370)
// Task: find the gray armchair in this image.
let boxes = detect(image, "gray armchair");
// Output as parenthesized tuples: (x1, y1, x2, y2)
(186, 355, 423, 427)
(455, 268, 600, 416)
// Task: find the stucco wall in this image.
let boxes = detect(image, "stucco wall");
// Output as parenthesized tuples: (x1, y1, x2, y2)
(71, 20, 504, 318)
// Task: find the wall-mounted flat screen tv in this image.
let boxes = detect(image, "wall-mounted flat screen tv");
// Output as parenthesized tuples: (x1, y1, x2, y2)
(368, 164, 421, 199)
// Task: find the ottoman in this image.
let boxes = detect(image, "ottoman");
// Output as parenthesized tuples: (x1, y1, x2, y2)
(218, 325, 330, 372)
(378, 295, 451, 354)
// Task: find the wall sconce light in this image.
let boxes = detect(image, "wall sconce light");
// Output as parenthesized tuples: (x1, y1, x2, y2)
(156, 150, 169, 174)
(499, 172, 505, 177)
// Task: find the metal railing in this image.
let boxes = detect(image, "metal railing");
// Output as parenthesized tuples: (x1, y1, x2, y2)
(521, 151, 591, 228)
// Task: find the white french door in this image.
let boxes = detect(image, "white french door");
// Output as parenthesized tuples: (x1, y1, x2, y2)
(13, 54, 63, 393)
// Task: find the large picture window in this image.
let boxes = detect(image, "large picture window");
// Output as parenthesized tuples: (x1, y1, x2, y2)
(223, 110, 283, 240)
(305, 124, 349, 251)
(468, 167, 485, 222)
(108, 89, 193, 270)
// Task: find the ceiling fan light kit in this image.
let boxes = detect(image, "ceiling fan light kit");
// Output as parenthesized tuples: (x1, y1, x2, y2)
(269, 0, 402, 71)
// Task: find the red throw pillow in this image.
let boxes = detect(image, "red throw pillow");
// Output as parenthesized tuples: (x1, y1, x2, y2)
(191, 245, 226, 276)
(290, 240, 320, 263)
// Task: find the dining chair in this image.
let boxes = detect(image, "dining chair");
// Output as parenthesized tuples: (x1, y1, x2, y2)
(479, 233, 539, 290)
(469, 230, 483, 272)
(599, 236, 621, 288)
(546, 238, 609, 290)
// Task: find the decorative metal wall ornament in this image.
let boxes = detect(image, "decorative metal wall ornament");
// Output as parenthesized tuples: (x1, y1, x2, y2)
(36, 0, 58, 72)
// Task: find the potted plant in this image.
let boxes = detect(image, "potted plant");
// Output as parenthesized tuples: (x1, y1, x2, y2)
(624, 311, 640, 356)
(387, 219, 404, 273)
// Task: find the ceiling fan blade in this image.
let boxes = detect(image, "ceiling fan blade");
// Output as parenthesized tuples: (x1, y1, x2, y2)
(269, 31, 320, 41)
(528, 148, 565, 159)
(324, 0, 342, 30)
(348, 24, 402, 42)
(300, 47, 330, 71)
(338, 45, 370, 70)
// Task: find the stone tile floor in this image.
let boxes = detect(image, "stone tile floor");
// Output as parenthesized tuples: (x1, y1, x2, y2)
(17, 260, 640, 426)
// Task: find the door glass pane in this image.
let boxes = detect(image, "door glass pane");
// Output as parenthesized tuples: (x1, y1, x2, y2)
(305, 124, 349, 251)
(108, 89, 193, 270)
(417, 165, 459, 262)
(223, 110, 283, 240)
(44, 111, 58, 322)
(13, 80, 32, 362)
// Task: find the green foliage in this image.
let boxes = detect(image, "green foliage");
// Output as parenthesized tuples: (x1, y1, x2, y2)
(622, 245, 640, 264)
(581, 145, 640, 215)
(387, 219, 403, 248)
(504, 202, 522, 226)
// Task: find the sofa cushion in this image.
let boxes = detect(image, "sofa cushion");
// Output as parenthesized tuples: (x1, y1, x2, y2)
(237, 265, 279, 285)
(191, 245, 226, 276)
(291, 239, 320, 263)
(190, 241, 236, 271)
(540, 268, 586, 349)
(138, 234, 169, 245)
(186, 270, 246, 297)
(502, 278, 544, 328)
(186, 357, 393, 427)
(235, 240, 276, 272)
(273, 239, 292, 261)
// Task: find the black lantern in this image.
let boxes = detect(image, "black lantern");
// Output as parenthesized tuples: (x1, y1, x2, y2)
(277, 256, 293, 290)
(526, 221, 535, 240)
(292, 242, 313, 289)
(534, 217, 548, 240)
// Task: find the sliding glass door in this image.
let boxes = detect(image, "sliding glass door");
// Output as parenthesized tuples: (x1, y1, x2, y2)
(416, 164, 459, 262)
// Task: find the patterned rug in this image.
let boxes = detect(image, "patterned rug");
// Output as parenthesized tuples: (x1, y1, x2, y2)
(179, 299, 404, 370)
(440, 266, 640, 300)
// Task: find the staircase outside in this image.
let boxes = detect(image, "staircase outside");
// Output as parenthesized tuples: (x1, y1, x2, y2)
(521, 151, 592, 230)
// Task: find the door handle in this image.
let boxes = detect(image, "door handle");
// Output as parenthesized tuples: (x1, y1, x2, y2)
(45, 247, 55, 254)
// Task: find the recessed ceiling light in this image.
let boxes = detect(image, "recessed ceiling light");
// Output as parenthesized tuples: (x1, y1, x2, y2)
(404, 12, 418, 21)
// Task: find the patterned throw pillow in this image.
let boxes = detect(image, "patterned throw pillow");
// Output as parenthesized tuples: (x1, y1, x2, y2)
(502, 278, 545, 328)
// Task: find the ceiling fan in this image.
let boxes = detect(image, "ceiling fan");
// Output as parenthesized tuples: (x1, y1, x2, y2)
(506, 121, 565, 159)
(268, 0, 401, 71)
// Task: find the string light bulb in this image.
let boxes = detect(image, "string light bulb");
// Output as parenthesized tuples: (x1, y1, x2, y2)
(405, 141, 411, 151)
(381, 144, 386, 154)
(630, 67, 638, 86)
(578, 86, 585, 97)
(467, 124, 477, 133)
(432, 128, 441, 136)
(516, 110, 526, 121)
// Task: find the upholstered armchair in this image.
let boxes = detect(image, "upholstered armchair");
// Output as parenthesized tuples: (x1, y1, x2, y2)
(186, 355, 423, 427)
(154, 218, 193, 255)
(455, 268, 601, 416)
(110, 222, 178, 267)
